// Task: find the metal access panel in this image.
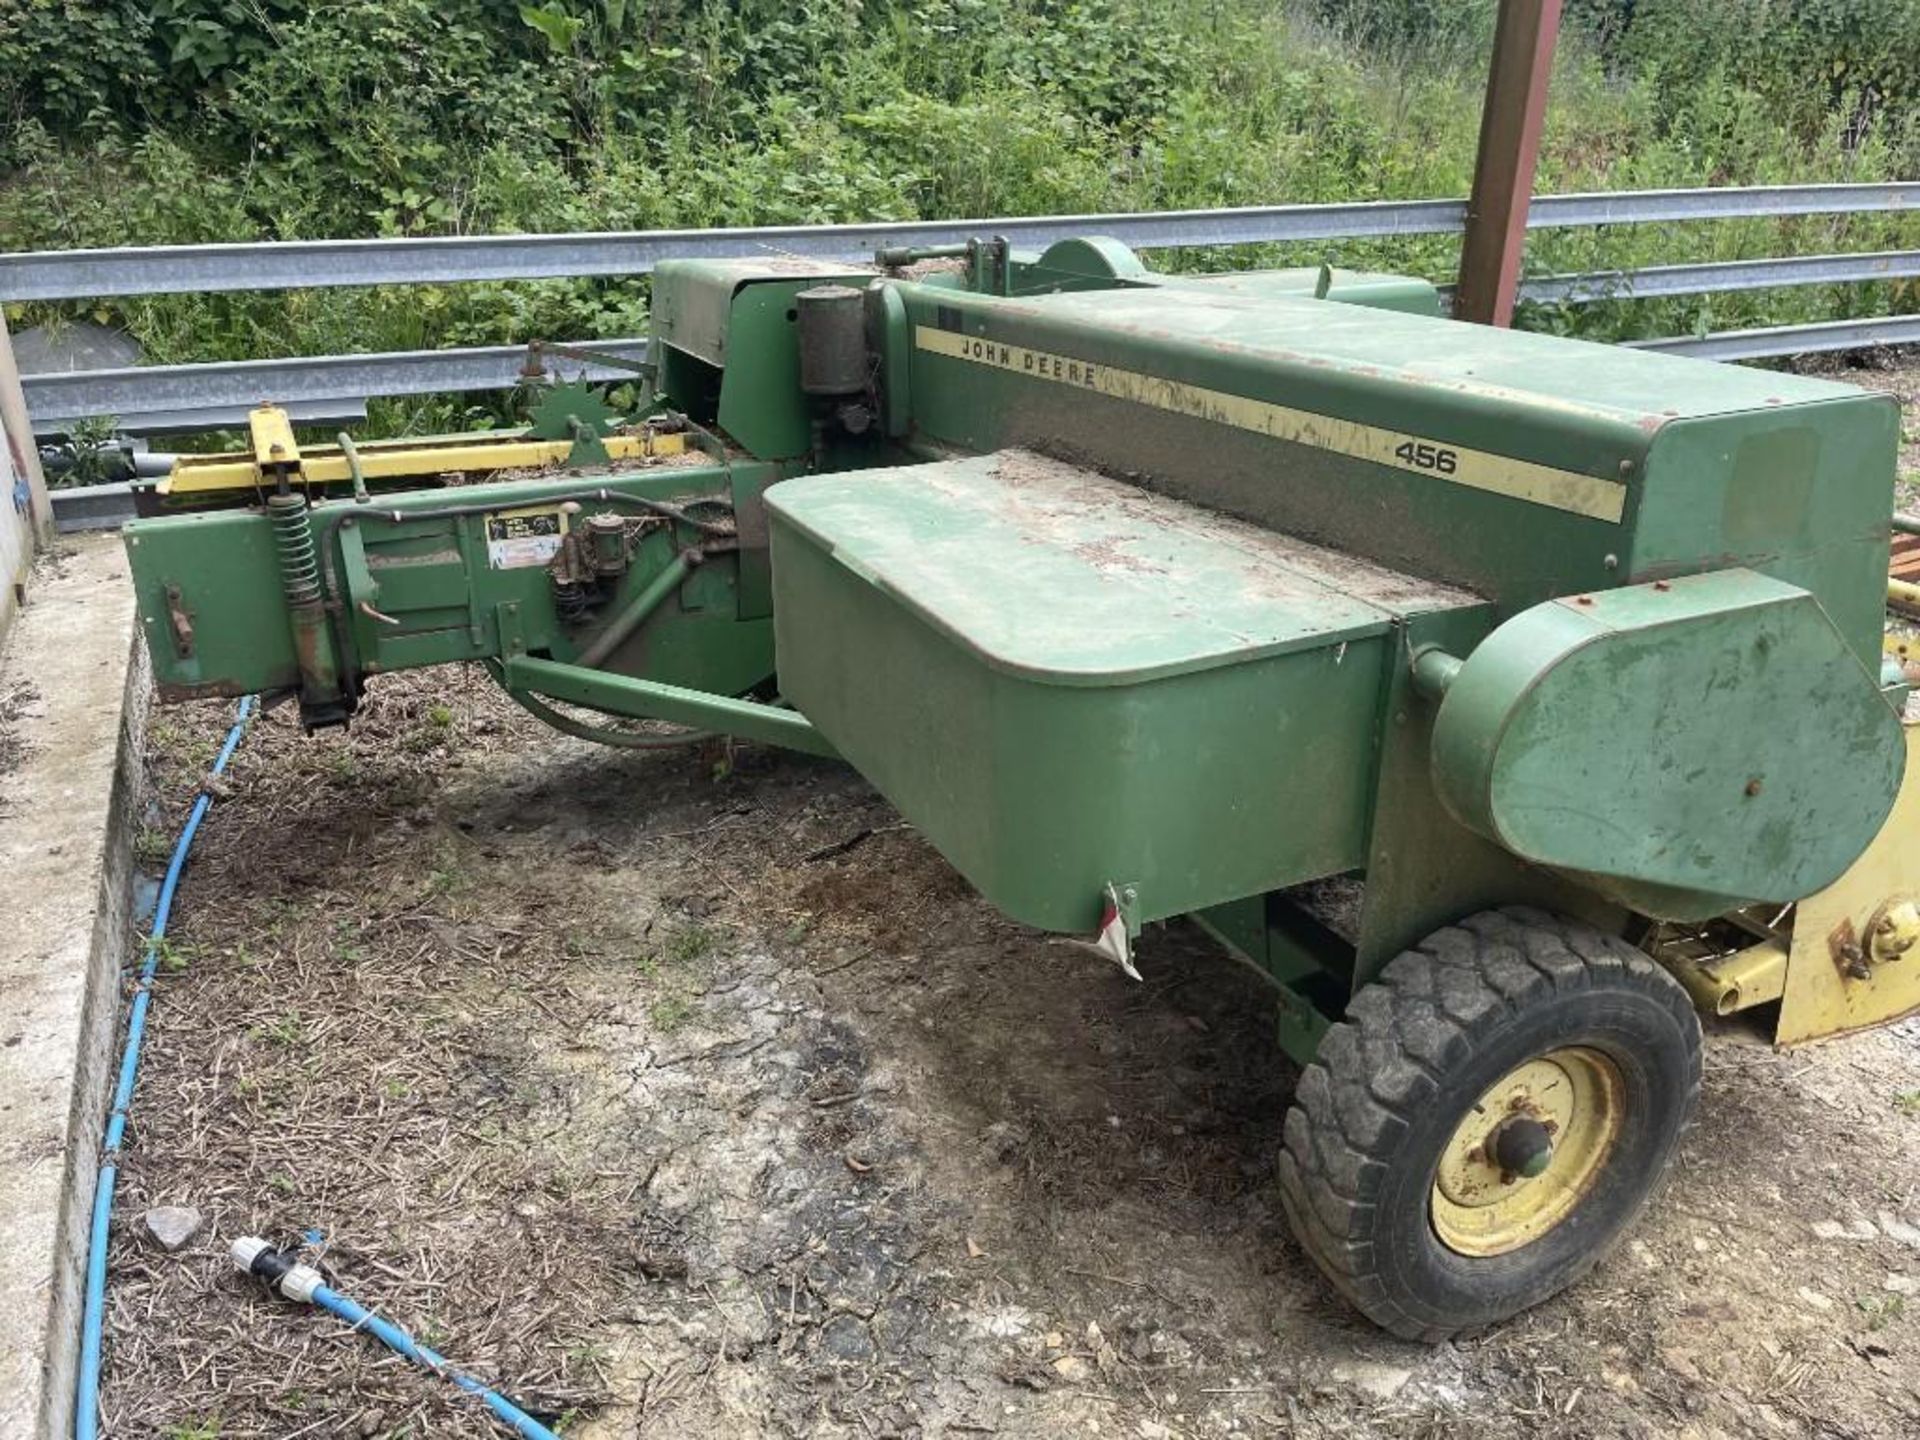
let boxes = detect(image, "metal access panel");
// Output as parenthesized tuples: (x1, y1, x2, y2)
(767, 449, 1484, 933)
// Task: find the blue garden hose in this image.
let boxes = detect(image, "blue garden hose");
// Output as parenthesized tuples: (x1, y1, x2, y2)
(230, 1239, 561, 1440)
(75, 695, 256, 1440)
(73, 696, 557, 1439)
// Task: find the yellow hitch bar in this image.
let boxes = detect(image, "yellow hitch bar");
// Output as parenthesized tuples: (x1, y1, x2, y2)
(163, 410, 690, 499)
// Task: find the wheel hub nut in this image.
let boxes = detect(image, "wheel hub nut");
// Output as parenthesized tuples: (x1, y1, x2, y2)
(1489, 1115, 1555, 1181)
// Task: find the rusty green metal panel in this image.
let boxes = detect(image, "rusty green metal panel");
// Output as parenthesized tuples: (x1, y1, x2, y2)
(766, 450, 1480, 932)
(1348, 603, 1624, 986)
(886, 276, 1891, 651)
(1628, 397, 1900, 669)
(1429, 570, 1905, 917)
(126, 513, 296, 696)
(1159, 266, 1442, 315)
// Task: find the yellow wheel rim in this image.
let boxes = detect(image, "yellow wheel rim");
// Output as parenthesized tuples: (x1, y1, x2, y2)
(1430, 1047, 1625, 1258)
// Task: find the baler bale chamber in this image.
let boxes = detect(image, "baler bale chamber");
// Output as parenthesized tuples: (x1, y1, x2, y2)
(122, 234, 1920, 1339)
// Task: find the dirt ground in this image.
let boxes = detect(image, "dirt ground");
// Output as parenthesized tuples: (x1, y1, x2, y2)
(96, 355, 1920, 1440)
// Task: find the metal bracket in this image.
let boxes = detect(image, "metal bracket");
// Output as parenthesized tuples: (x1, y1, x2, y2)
(496, 600, 526, 659)
(564, 416, 611, 467)
(335, 518, 384, 667)
(1830, 916, 1872, 981)
(248, 403, 302, 488)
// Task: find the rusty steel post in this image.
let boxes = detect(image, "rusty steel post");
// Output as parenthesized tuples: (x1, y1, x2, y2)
(1455, 0, 1562, 327)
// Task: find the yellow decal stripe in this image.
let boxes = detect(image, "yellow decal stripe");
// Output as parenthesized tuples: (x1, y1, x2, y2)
(915, 325, 1626, 524)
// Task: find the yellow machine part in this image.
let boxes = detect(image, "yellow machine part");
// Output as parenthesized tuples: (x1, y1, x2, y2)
(1773, 721, 1920, 1044)
(1670, 939, 1788, 1019)
(249, 403, 301, 474)
(163, 415, 690, 498)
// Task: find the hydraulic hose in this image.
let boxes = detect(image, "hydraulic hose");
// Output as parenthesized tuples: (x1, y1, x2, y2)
(231, 1239, 560, 1440)
(75, 695, 256, 1440)
(489, 665, 716, 750)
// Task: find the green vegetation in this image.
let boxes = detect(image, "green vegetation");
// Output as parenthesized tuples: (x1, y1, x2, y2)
(150, 935, 198, 973)
(664, 922, 716, 965)
(648, 992, 695, 1032)
(3, 0, 1918, 438)
(1860, 1291, 1906, 1329)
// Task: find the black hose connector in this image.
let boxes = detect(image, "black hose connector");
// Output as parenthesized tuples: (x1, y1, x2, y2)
(231, 1236, 325, 1301)
(234, 1237, 296, 1285)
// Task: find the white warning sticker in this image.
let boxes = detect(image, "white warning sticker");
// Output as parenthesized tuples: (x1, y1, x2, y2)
(484, 506, 568, 570)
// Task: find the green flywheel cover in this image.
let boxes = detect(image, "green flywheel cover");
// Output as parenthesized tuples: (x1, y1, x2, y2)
(1429, 569, 1905, 916)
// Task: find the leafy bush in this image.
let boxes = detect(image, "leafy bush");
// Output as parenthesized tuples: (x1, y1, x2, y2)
(1569, 0, 1920, 157)
(2, 0, 1918, 431)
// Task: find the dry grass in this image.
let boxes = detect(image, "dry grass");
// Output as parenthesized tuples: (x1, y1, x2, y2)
(106, 675, 659, 1437)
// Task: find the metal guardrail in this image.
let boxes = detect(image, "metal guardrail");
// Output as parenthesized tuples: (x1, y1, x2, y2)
(30, 397, 366, 440)
(49, 482, 134, 533)
(9, 183, 1920, 429)
(6, 184, 1916, 304)
(1524, 181, 1918, 229)
(0, 201, 1465, 303)
(1628, 313, 1920, 361)
(1522, 248, 1920, 305)
(22, 341, 646, 431)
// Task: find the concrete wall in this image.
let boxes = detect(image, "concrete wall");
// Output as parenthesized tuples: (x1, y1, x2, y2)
(0, 537, 143, 1439)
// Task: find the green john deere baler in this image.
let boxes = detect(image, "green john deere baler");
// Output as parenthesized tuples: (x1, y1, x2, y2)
(123, 236, 1920, 1339)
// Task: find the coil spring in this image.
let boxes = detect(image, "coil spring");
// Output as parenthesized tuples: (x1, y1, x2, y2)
(552, 580, 592, 622)
(267, 493, 322, 607)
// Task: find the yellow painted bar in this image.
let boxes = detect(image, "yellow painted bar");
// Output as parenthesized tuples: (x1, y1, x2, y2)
(1670, 940, 1788, 1017)
(162, 429, 690, 497)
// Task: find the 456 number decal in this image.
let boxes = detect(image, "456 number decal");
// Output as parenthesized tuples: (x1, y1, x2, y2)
(1394, 439, 1458, 475)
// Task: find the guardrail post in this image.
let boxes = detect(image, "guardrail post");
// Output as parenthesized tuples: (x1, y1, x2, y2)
(1456, 0, 1561, 327)
(0, 309, 53, 546)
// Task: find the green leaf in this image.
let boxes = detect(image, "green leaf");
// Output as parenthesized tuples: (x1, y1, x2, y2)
(519, 3, 583, 53)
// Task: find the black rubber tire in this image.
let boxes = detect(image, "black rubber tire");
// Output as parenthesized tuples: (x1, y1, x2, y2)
(1276, 906, 1702, 1342)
